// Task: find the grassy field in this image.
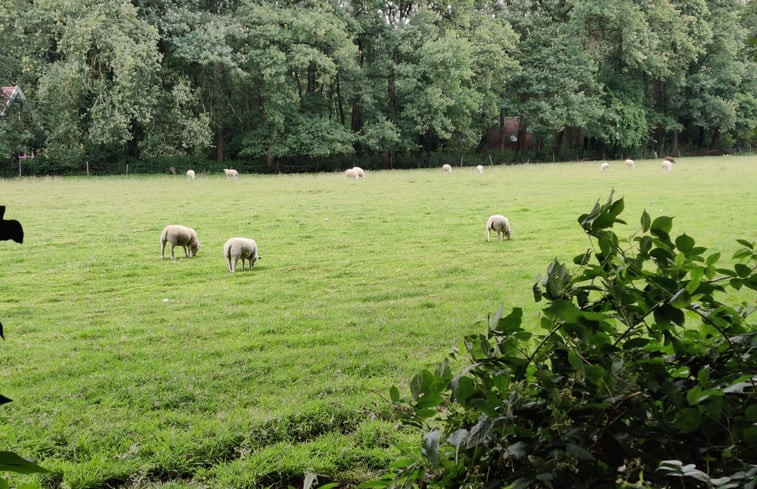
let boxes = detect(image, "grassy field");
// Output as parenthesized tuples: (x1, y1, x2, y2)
(1, 156, 755, 488)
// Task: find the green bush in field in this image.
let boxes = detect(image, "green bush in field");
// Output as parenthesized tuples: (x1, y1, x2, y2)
(374, 192, 756, 488)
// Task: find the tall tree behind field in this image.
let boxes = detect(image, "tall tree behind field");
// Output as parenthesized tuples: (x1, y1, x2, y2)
(25, 0, 163, 169)
(350, 0, 519, 161)
(681, 0, 757, 151)
(234, 0, 357, 169)
(502, 1, 604, 158)
(154, 2, 246, 163)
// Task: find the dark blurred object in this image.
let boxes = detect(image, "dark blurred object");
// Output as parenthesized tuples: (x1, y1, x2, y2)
(0, 206, 24, 243)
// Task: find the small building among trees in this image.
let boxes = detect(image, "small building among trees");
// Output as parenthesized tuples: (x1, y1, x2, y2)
(1, 85, 42, 175)
(1, 85, 25, 116)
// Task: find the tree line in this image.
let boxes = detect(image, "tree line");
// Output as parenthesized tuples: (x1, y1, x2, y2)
(1, 0, 755, 175)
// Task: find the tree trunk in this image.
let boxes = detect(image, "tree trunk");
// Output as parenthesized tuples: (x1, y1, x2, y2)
(307, 61, 317, 93)
(499, 110, 506, 151)
(672, 131, 679, 155)
(216, 126, 224, 162)
(656, 127, 665, 156)
(554, 129, 565, 157)
(710, 128, 720, 150)
(335, 75, 345, 125)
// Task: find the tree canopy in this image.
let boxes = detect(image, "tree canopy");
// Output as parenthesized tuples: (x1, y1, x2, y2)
(1, 0, 755, 173)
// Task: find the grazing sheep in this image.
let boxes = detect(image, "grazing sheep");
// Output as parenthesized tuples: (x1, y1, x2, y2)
(662, 160, 673, 172)
(476, 164, 484, 175)
(442, 163, 452, 173)
(486, 215, 512, 242)
(223, 237, 260, 273)
(600, 162, 610, 172)
(624, 159, 636, 168)
(224, 168, 239, 180)
(160, 225, 200, 260)
(186, 169, 196, 180)
(344, 168, 358, 179)
(352, 166, 365, 178)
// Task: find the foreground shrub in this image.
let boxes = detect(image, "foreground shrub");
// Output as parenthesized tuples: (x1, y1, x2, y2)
(374, 192, 756, 488)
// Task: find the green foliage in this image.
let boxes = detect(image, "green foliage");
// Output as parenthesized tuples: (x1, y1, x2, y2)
(376, 191, 756, 488)
(1, 157, 756, 487)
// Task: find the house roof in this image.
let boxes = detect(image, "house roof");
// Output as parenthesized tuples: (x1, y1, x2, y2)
(1, 85, 24, 116)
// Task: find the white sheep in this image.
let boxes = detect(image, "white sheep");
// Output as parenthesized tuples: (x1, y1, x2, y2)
(160, 225, 200, 260)
(224, 168, 239, 180)
(662, 160, 673, 172)
(600, 162, 610, 172)
(442, 163, 452, 173)
(344, 168, 358, 179)
(223, 237, 260, 273)
(486, 215, 512, 242)
(476, 164, 484, 175)
(352, 166, 365, 178)
(624, 159, 635, 168)
(186, 169, 196, 180)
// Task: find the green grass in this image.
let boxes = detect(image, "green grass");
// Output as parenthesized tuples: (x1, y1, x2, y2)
(1, 156, 755, 488)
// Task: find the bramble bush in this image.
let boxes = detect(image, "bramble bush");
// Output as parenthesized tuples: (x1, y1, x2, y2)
(371, 191, 756, 488)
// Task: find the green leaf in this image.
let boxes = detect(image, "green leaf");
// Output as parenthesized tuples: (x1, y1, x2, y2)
(651, 216, 673, 238)
(734, 264, 751, 278)
(675, 234, 695, 253)
(451, 375, 475, 404)
(744, 426, 757, 445)
(567, 349, 585, 375)
(415, 393, 443, 410)
(609, 197, 624, 217)
(674, 408, 702, 434)
(504, 441, 527, 460)
(566, 443, 594, 461)
(389, 385, 400, 403)
(447, 429, 468, 449)
(686, 386, 724, 405)
(745, 404, 757, 422)
(705, 252, 721, 266)
(641, 209, 651, 232)
(466, 415, 494, 448)
(422, 430, 441, 466)
(736, 239, 754, 249)
(0, 451, 48, 474)
(494, 307, 523, 334)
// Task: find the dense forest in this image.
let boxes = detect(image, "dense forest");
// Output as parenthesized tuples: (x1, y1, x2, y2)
(1, 0, 756, 175)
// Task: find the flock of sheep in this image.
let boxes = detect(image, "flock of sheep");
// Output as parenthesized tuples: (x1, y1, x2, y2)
(169, 164, 511, 273)
(600, 156, 676, 172)
(174, 155, 684, 272)
(160, 224, 260, 273)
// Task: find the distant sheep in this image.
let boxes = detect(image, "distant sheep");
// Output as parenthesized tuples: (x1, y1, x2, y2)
(224, 168, 239, 180)
(624, 159, 635, 168)
(486, 215, 512, 242)
(600, 162, 610, 172)
(353, 166, 365, 178)
(186, 169, 196, 180)
(223, 237, 260, 273)
(442, 163, 452, 173)
(476, 164, 484, 175)
(662, 160, 673, 172)
(160, 225, 199, 260)
(344, 168, 358, 179)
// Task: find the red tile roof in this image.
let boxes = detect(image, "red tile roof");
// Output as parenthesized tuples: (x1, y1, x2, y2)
(1, 85, 22, 116)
